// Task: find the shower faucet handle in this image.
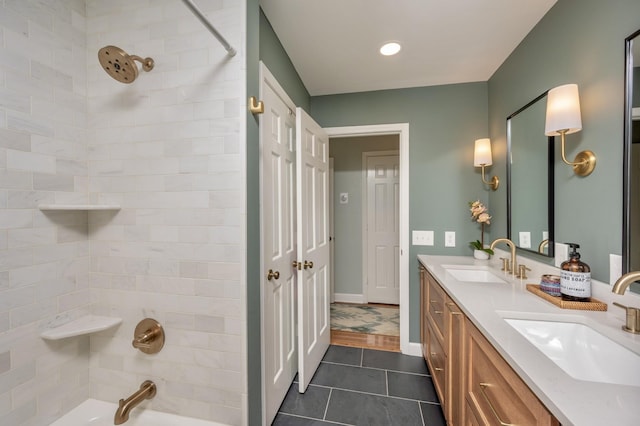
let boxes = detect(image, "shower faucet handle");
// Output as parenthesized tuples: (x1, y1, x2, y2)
(132, 318, 165, 354)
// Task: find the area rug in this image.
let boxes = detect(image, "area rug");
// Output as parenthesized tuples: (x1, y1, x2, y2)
(330, 303, 399, 336)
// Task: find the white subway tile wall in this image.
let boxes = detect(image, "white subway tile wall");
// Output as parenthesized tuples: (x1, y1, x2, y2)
(0, 0, 246, 425)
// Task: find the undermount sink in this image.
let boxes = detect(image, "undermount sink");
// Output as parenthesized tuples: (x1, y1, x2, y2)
(505, 318, 640, 387)
(442, 266, 506, 283)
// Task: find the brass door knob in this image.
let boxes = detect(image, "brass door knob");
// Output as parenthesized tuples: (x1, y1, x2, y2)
(267, 269, 280, 281)
(303, 260, 314, 269)
(292, 261, 301, 270)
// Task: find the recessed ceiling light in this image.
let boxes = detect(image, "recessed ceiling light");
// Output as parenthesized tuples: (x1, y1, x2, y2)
(380, 42, 401, 56)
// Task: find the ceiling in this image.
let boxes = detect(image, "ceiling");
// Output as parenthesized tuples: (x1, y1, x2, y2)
(260, 0, 558, 96)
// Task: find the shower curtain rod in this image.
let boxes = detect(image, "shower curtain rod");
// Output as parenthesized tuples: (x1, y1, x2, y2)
(181, 0, 237, 56)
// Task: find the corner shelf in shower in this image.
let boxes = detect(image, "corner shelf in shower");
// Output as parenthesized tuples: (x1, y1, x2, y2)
(38, 204, 121, 211)
(40, 315, 122, 340)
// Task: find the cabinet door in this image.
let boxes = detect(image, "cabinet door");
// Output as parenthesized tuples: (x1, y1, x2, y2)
(446, 297, 465, 426)
(465, 319, 559, 426)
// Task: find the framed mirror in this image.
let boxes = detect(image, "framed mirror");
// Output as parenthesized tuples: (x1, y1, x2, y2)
(507, 92, 555, 257)
(623, 29, 640, 291)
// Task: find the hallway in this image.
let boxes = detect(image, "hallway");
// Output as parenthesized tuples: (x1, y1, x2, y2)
(273, 345, 445, 425)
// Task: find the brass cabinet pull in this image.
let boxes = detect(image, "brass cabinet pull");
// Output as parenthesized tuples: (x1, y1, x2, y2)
(303, 260, 314, 269)
(429, 300, 443, 314)
(446, 302, 462, 315)
(267, 269, 280, 281)
(434, 367, 444, 372)
(292, 261, 301, 270)
(479, 383, 515, 426)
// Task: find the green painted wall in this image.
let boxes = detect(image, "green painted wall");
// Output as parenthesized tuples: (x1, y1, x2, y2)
(487, 0, 640, 283)
(259, 9, 310, 111)
(330, 135, 399, 295)
(311, 83, 490, 341)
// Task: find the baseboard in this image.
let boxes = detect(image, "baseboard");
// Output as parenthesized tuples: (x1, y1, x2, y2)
(333, 293, 365, 304)
(403, 341, 422, 357)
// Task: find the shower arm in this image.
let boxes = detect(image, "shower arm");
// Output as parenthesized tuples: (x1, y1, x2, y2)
(180, 0, 237, 56)
(129, 55, 154, 72)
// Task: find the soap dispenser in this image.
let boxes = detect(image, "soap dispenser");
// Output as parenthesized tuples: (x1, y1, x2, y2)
(560, 243, 591, 302)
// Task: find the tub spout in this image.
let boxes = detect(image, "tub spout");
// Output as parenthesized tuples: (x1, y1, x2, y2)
(114, 380, 156, 425)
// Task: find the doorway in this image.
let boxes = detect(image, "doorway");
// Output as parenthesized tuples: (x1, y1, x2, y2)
(324, 125, 413, 356)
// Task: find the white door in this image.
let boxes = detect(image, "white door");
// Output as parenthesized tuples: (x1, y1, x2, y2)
(260, 70, 297, 425)
(366, 154, 400, 304)
(296, 107, 331, 393)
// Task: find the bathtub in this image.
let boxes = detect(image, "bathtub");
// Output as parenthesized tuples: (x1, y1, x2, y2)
(49, 399, 229, 426)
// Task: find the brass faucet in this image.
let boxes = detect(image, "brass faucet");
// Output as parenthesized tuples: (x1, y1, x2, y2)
(114, 380, 156, 425)
(611, 271, 640, 334)
(538, 239, 549, 254)
(612, 271, 640, 295)
(490, 238, 517, 275)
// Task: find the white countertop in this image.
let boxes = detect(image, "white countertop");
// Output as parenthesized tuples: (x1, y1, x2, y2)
(418, 254, 640, 426)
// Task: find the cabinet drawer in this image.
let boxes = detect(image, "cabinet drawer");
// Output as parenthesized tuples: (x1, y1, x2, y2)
(465, 319, 559, 426)
(426, 320, 446, 406)
(427, 274, 446, 340)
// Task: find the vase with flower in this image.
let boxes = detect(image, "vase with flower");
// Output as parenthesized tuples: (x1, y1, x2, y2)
(469, 200, 494, 260)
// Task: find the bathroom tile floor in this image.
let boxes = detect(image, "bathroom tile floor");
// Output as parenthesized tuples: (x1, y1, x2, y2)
(272, 345, 446, 426)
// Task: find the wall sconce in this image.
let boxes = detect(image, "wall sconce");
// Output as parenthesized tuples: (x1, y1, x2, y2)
(474, 138, 499, 190)
(544, 83, 596, 176)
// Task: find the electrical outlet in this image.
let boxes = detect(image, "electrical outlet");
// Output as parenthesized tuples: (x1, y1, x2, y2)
(444, 231, 455, 247)
(412, 230, 434, 246)
(610, 254, 622, 285)
(519, 231, 531, 248)
(554, 242, 569, 267)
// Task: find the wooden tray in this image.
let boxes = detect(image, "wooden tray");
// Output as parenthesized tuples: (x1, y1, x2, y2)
(526, 284, 607, 311)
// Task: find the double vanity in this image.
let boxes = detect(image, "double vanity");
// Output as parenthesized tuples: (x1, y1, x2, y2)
(418, 254, 640, 425)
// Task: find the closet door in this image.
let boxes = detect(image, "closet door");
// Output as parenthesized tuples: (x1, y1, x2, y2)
(296, 107, 331, 392)
(260, 69, 297, 425)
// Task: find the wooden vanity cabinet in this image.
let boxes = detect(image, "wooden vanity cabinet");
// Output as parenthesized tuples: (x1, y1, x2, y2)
(421, 266, 464, 424)
(419, 265, 559, 426)
(465, 319, 559, 426)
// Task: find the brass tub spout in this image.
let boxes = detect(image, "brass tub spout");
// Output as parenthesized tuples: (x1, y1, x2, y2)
(114, 380, 156, 425)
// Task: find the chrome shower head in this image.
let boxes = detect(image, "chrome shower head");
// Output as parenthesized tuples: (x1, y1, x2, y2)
(98, 45, 154, 84)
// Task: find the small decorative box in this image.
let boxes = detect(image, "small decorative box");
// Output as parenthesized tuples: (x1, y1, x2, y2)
(539, 274, 561, 297)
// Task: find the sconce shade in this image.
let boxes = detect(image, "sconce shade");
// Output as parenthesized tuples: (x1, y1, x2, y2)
(474, 138, 493, 166)
(545, 84, 582, 136)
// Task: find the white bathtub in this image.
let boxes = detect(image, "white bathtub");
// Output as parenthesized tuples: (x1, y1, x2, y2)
(50, 399, 229, 426)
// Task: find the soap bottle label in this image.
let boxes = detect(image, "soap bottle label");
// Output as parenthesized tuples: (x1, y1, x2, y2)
(560, 270, 591, 298)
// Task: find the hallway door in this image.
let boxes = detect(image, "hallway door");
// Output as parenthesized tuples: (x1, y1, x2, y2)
(296, 107, 331, 393)
(365, 153, 400, 304)
(260, 67, 297, 425)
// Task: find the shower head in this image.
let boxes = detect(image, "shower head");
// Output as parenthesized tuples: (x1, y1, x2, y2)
(98, 45, 154, 84)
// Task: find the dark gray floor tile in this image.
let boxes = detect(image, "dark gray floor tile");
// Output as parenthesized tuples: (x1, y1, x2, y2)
(387, 371, 438, 402)
(420, 402, 446, 426)
(272, 413, 336, 425)
(325, 389, 423, 426)
(323, 345, 362, 366)
(279, 383, 331, 419)
(310, 363, 386, 395)
(362, 349, 429, 375)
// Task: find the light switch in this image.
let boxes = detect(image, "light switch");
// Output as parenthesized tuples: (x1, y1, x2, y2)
(412, 230, 434, 246)
(519, 231, 531, 248)
(444, 231, 455, 247)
